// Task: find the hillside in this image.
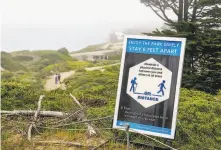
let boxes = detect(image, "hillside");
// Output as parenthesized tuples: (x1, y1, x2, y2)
(71, 42, 123, 54)
(1, 52, 27, 72)
(10, 50, 73, 71)
(70, 42, 123, 61)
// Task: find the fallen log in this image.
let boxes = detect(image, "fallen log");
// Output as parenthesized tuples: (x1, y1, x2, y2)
(70, 93, 97, 136)
(1, 110, 69, 118)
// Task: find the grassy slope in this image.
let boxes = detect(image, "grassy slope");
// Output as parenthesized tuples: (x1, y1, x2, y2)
(71, 43, 106, 54)
(1, 52, 27, 71)
(10, 50, 73, 71)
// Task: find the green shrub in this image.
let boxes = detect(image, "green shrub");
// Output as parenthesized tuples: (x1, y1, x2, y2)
(1, 81, 43, 110)
(13, 55, 33, 62)
(1, 71, 13, 80)
(173, 88, 221, 149)
(1, 52, 27, 72)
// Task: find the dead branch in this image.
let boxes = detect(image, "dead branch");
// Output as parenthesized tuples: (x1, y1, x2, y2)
(69, 93, 97, 136)
(1, 110, 69, 118)
(28, 95, 45, 141)
(69, 94, 82, 108)
(91, 138, 113, 150)
(48, 108, 84, 126)
(52, 116, 113, 128)
(143, 2, 169, 23)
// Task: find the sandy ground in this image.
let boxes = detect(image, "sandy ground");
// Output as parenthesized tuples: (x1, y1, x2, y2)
(44, 63, 120, 91)
(44, 71, 75, 91)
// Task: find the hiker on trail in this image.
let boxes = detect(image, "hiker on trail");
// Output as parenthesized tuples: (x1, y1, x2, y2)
(130, 77, 138, 93)
(58, 73, 61, 83)
(55, 74, 58, 84)
(157, 80, 166, 96)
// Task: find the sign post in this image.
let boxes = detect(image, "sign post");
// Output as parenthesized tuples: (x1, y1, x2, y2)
(113, 35, 186, 139)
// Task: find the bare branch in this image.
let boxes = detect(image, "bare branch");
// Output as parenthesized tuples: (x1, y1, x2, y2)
(158, 3, 175, 23)
(70, 93, 97, 136)
(1, 110, 69, 118)
(196, 6, 206, 17)
(161, 0, 179, 16)
(28, 95, 45, 141)
(188, 0, 195, 6)
(143, 2, 170, 23)
(92, 138, 113, 150)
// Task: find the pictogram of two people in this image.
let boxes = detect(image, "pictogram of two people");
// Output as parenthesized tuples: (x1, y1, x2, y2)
(130, 77, 166, 96)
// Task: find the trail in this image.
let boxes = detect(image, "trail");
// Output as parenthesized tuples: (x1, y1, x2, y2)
(44, 63, 120, 91)
(44, 71, 75, 91)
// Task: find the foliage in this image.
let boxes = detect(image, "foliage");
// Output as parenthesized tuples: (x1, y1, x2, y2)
(13, 55, 33, 62)
(141, 0, 221, 94)
(1, 52, 27, 71)
(8, 50, 73, 72)
(1, 81, 43, 110)
(174, 88, 221, 149)
(1, 71, 44, 89)
(65, 67, 221, 149)
(41, 61, 91, 77)
(65, 65, 120, 118)
(30, 50, 73, 70)
(1, 62, 221, 149)
(1, 71, 13, 80)
(41, 89, 77, 111)
(57, 47, 69, 55)
(87, 60, 119, 67)
(71, 43, 106, 53)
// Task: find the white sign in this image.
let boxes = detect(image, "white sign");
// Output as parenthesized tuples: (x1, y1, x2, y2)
(127, 58, 172, 108)
(113, 35, 186, 139)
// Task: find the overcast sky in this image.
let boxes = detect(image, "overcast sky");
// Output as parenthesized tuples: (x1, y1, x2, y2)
(1, 0, 170, 52)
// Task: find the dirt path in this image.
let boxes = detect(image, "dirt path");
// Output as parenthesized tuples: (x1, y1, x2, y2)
(44, 63, 120, 91)
(44, 71, 75, 91)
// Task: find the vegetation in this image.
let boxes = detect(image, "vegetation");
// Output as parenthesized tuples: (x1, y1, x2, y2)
(174, 89, 221, 149)
(71, 42, 122, 54)
(1, 52, 27, 71)
(1, 81, 43, 110)
(71, 43, 106, 53)
(57, 47, 69, 55)
(65, 65, 120, 118)
(3, 50, 73, 72)
(1, 64, 221, 149)
(1, 1, 220, 148)
(13, 55, 33, 62)
(141, 0, 221, 94)
(41, 61, 91, 76)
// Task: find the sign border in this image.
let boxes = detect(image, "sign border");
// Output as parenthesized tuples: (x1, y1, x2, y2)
(113, 35, 186, 139)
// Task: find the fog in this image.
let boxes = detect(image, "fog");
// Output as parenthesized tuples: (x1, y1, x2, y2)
(1, 0, 169, 52)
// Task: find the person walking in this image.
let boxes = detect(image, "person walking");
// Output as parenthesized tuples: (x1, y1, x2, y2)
(157, 80, 166, 96)
(55, 74, 58, 84)
(130, 77, 138, 93)
(58, 73, 61, 83)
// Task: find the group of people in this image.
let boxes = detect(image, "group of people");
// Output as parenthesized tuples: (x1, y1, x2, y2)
(55, 73, 61, 84)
